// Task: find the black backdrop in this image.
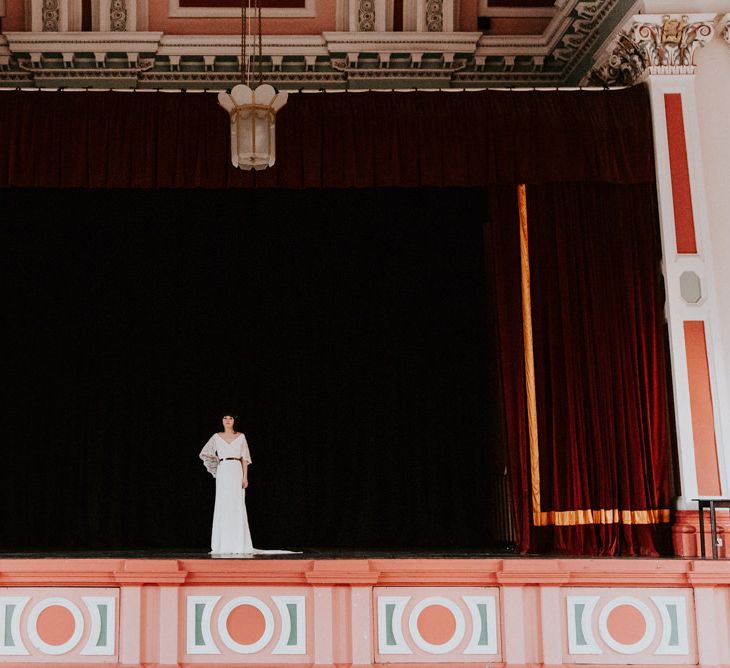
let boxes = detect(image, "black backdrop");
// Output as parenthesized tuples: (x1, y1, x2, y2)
(0, 187, 504, 551)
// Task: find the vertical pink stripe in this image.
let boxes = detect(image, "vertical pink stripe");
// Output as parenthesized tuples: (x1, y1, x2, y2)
(119, 586, 142, 664)
(684, 320, 721, 496)
(664, 94, 698, 254)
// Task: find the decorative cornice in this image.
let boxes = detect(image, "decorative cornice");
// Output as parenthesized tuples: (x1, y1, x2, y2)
(5, 31, 165, 51)
(0, 71, 34, 84)
(139, 70, 346, 83)
(0, 3, 700, 89)
(473, 0, 631, 88)
(0, 33, 9, 68)
(332, 61, 463, 78)
(586, 30, 645, 86)
(454, 71, 563, 83)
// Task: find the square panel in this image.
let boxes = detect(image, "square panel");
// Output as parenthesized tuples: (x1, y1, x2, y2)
(374, 586, 501, 662)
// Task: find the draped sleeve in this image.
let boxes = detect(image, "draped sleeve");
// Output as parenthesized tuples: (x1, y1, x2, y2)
(241, 434, 252, 465)
(199, 435, 219, 477)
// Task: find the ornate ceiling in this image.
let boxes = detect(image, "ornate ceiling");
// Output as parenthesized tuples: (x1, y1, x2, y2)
(0, 0, 715, 89)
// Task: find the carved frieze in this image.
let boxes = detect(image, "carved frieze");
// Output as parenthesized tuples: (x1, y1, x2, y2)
(110, 0, 129, 31)
(425, 0, 443, 32)
(587, 31, 645, 87)
(551, 0, 618, 63)
(357, 0, 375, 31)
(42, 0, 60, 31)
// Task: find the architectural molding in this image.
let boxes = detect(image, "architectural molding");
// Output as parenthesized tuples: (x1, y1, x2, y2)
(25, 0, 82, 30)
(586, 30, 644, 86)
(111, 0, 128, 30)
(357, 0, 376, 30)
(322, 30, 480, 53)
(96, 0, 147, 30)
(42, 0, 60, 30)
(587, 13, 715, 86)
(424, 0, 443, 31)
(0, 26, 604, 89)
(720, 13, 730, 49)
(5, 30, 164, 55)
(0, 2, 702, 88)
(632, 14, 714, 69)
(471, 0, 635, 88)
(167, 0, 316, 19)
(413, 0, 454, 32)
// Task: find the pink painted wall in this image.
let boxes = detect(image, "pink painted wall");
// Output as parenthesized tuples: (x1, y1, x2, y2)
(148, 0, 337, 35)
(458, 0, 477, 32)
(481, 16, 550, 35)
(3, 0, 26, 31)
(1, 558, 730, 667)
(0, 0, 489, 33)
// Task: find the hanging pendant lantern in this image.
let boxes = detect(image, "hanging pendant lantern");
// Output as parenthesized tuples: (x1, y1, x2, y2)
(218, 84, 288, 170)
(218, 0, 288, 171)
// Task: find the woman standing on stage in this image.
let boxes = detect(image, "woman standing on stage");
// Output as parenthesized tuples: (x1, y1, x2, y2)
(199, 413, 254, 556)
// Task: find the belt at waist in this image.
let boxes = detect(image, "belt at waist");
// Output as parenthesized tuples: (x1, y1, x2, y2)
(220, 457, 242, 462)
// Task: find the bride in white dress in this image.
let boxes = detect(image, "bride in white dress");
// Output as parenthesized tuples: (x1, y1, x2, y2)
(199, 415, 254, 555)
(199, 414, 296, 557)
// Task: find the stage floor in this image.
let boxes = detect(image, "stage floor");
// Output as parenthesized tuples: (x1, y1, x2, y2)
(0, 547, 698, 560)
(0, 547, 518, 559)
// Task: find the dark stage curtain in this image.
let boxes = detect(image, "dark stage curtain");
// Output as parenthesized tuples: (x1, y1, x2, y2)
(0, 86, 654, 189)
(0, 84, 672, 556)
(489, 183, 672, 556)
(0, 187, 505, 551)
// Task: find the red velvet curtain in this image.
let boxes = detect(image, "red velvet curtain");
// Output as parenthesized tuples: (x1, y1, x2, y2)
(489, 183, 672, 556)
(0, 87, 654, 188)
(0, 85, 672, 555)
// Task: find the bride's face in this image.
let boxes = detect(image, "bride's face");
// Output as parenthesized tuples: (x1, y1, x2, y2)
(222, 415, 235, 431)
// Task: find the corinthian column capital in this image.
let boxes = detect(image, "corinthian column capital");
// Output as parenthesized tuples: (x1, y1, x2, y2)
(587, 13, 715, 86)
(632, 14, 714, 72)
(719, 14, 730, 49)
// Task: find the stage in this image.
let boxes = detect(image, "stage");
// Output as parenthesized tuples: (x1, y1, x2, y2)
(0, 549, 514, 560)
(2, 78, 730, 668)
(0, 554, 729, 667)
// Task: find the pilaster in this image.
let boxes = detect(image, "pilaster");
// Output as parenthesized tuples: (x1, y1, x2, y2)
(414, 0, 454, 31)
(642, 14, 730, 553)
(347, 0, 386, 31)
(26, 0, 81, 31)
(591, 13, 730, 554)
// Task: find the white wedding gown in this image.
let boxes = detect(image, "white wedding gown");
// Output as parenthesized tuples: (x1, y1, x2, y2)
(200, 433, 295, 557)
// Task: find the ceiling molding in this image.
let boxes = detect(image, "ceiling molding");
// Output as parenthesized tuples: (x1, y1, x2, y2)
(0, 0, 672, 88)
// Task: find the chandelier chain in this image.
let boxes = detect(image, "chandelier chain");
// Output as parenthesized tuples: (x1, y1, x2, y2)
(240, 0, 245, 84)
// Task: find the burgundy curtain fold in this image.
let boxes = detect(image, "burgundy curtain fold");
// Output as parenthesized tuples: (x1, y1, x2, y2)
(0, 84, 672, 556)
(489, 183, 672, 556)
(0, 86, 654, 188)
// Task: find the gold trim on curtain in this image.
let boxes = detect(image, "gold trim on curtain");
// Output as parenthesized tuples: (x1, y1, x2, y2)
(517, 184, 670, 529)
(533, 509, 671, 526)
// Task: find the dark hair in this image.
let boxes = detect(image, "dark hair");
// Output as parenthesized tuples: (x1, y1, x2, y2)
(220, 410, 239, 422)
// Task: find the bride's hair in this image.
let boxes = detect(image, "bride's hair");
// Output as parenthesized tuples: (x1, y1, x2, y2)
(221, 410, 239, 422)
